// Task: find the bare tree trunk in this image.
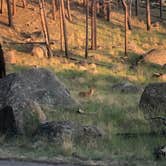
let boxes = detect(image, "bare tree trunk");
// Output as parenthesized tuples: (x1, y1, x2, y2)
(146, 0, 151, 31)
(12, 0, 16, 16)
(22, 0, 27, 8)
(6, 0, 13, 27)
(60, 0, 68, 58)
(0, 0, 3, 14)
(106, 1, 111, 22)
(159, 0, 162, 19)
(85, 0, 89, 59)
(52, 0, 56, 20)
(59, 0, 63, 51)
(128, 0, 132, 30)
(135, 0, 138, 16)
(121, 0, 128, 56)
(39, 0, 53, 58)
(66, 0, 72, 22)
(91, 0, 97, 50)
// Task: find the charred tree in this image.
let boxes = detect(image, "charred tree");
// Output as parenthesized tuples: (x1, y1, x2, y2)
(135, 0, 139, 16)
(159, 0, 162, 19)
(0, 44, 6, 78)
(0, 0, 3, 14)
(6, 0, 13, 27)
(59, 0, 63, 51)
(146, 0, 151, 31)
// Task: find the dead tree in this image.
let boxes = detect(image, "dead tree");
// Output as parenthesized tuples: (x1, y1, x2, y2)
(59, 0, 63, 51)
(6, 0, 13, 27)
(159, 0, 162, 19)
(91, 0, 97, 50)
(121, 0, 128, 56)
(12, 0, 27, 16)
(85, 0, 89, 58)
(127, 0, 132, 30)
(106, 0, 111, 22)
(0, 44, 6, 78)
(66, 0, 72, 22)
(146, 0, 151, 31)
(39, 0, 53, 58)
(0, 0, 3, 13)
(59, 0, 68, 58)
(52, 0, 57, 20)
(135, 0, 139, 16)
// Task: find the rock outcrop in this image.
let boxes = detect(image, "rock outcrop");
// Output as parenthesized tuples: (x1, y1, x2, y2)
(0, 68, 79, 135)
(35, 120, 104, 142)
(139, 83, 166, 133)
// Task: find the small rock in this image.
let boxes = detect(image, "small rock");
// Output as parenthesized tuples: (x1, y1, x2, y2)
(32, 45, 47, 59)
(112, 82, 142, 93)
(35, 120, 104, 142)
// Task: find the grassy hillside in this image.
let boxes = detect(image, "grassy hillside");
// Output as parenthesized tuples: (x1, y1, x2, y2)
(0, 1, 166, 165)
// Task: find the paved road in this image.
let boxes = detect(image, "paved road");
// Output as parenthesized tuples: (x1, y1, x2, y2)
(0, 160, 76, 166)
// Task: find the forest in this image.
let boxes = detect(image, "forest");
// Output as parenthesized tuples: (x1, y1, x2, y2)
(0, 0, 165, 166)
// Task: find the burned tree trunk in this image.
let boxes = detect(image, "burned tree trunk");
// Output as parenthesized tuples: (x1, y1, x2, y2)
(159, 0, 162, 20)
(0, 0, 3, 13)
(106, 0, 111, 22)
(0, 44, 6, 78)
(6, 0, 13, 27)
(146, 0, 151, 31)
(39, 0, 53, 58)
(60, 0, 68, 58)
(127, 0, 132, 30)
(135, 0, 139, 16)
(121, 0, 128, 56)
(85, 0, 89, 58)
(91, 0, 97, 50)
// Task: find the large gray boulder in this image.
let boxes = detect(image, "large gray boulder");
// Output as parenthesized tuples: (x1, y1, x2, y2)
(139, 83, 166, 133)
(0, 68, 79, 135)
(35, 120, 104, 142)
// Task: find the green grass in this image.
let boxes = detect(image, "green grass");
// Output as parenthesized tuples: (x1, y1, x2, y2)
(1, 2, 166, 165)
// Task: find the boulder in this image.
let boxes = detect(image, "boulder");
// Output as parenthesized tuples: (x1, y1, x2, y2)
(32, 45, 47, 59)
(35, 120, 104, 142)
(0, 68, 79, 135)
(144, 49, 166, 66)
(112, 82, 142, 93)
(139, 83, 166, 133)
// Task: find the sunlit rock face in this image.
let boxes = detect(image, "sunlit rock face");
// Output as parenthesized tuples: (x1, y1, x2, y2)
(0, 68, 79, 135)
